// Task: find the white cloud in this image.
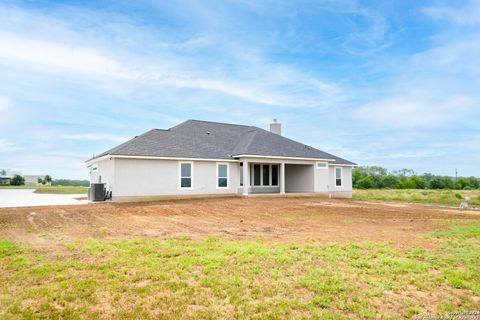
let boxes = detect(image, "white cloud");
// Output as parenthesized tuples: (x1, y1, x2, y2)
(0, 0, 345, 110)
(0, 31, 341, 108)
(355, 93, 473, 127)
(354, 7, 480, 129)
(60, 133, 131, 143)
(0, 96, 28, 126)
(0, 139, 23, 152)
(423, 0, 480, 26)
(0, 33, 127, 78)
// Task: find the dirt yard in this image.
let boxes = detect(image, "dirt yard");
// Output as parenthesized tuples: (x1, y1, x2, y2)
(2, 197, 480, 319)
(1, 196, 479, 247)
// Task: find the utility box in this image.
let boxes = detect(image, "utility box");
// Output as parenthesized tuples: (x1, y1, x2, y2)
(89, 183, 106, 201)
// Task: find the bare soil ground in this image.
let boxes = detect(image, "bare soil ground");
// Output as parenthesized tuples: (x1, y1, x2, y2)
(1, 196, 479, 248)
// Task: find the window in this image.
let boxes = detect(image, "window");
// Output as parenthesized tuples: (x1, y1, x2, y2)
(262, 164, 270, 186)
(271, 165, 278, 186)
(335, 167, 342, 187)
(179, 162, 193, 189)
(217, 163, 228, 188)
(249, 164, 278, 186)
(240, 162, 243, 186)
(253, 164, 261, 186)
(316, 162, 327, 169)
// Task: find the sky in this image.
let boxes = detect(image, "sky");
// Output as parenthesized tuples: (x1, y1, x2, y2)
(1, 0, 480, 179)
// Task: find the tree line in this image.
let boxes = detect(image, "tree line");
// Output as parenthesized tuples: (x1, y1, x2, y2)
(9, 175, 89, 187)
(353, 166, 480, 190)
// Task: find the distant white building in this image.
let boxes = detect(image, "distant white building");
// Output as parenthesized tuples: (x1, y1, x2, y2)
(24, 175, 51, 187)
(0, 169, 22, 185)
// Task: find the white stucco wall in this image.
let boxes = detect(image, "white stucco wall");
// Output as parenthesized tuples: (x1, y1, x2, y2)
(89, 158, 115, 191)
(314, 163, 330, 192)
(285, 164, 314, 193)
(112, 158, 240, 198)
(88, 156, 353, 200)
(328, 166, 352, 197)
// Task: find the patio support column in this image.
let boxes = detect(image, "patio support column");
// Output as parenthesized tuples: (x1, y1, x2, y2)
(242, 160, 249, 196)
(280, 162, 285, 194)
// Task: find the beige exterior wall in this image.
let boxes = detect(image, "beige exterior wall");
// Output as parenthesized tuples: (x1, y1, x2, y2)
(89, 158, 115, 191)
(328, 166, 353, 198)
(112, 158, 240, 199)
(88, 156, 353, 200)
(314, 162, 330, 192)
(285, 164, 314, 192)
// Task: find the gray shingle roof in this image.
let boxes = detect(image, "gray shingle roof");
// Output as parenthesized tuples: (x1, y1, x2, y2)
(91, 120, 355, 165)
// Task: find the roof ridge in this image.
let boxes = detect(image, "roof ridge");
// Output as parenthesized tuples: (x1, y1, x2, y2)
(187, 119, 251, 127)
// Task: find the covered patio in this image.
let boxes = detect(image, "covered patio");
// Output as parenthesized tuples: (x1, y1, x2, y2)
(238, 158, 315, 195)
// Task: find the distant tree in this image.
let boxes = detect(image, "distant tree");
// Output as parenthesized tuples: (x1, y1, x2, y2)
(357, 176, 374, 189)
(366, 166, 388, 177)
(466, 176, 480, 189)
(352, 168, 366, 188)
(430, 176, 453, 189)
(397, 177, 417, 189)
(420, 173, 435, 188)
(394, 168, 416, 178)
(352, 165, 478, 190)
(44, 175, 52, 185)
(37, 177, 44, 185)
(408, 176, 426, 189)
(378, 175, 399, 189)
(0, 170, 6, 176)
(453, 178, 469, 190)
(11, 175, 25, 186)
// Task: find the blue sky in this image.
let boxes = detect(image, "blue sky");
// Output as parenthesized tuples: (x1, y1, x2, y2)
(1, 0, 479, 179)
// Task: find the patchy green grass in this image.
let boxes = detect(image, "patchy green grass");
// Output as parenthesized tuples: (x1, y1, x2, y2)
(353, 189, 480, 207)
(33, 186, 88, 195)
(0, 185, 88, 194)
(1, 224, 479, 319)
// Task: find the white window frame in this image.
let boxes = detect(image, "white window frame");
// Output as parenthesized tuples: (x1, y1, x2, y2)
(335, 167, 343, 187)
(216, 162, 229, 189)
(179, 161, 193, 190)
(316, 162, 328, 169)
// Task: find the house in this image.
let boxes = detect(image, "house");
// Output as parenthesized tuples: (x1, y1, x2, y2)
(0, 172, 11, 185)
(0, 169, 22, 185)
(24, 175, 50, 187)
(86, 120, 356, 201)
